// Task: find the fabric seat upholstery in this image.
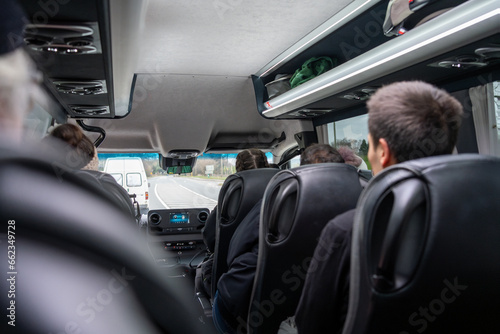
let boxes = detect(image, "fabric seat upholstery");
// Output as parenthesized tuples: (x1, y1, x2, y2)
(248, 163, 365, 333)
(211, 168, 279, 300)
(343, 154, 500, 334)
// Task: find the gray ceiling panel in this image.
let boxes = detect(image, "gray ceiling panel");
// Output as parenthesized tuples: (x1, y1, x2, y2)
(137, 0, 353, 76)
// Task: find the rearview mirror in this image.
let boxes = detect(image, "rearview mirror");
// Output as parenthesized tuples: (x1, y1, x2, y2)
(167, 166, 193, 174)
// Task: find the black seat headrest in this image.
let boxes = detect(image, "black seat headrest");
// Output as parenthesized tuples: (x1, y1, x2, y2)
(212, 168, 279, 299)
(344, 154, 500, 334)
(249, 163, 363, 333)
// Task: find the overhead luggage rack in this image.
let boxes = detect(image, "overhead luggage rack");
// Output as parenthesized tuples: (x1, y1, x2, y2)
(253, 0, 498, 119)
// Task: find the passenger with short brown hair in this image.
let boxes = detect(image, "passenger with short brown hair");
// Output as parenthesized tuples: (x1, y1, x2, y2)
(367, 80, 462, 172)
(294, 81, 463, 334)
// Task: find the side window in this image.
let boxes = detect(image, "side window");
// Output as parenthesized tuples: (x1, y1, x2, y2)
(24, 104, 52, 139)
(494, 81, 500, 155)
(279, 147, 301, 169)
(110, 173, 123, 186)
(325, 114, 370, 169)
(127, 173, 142, 187)
(469, 82, 500, 156)
(289, 156, 301, 168)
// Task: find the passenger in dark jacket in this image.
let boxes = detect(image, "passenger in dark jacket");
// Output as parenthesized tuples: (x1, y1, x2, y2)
(295, 81, 464, 334)
(200, 149, 270, 299)
(212, 199, 263, 333)
(213, 144, 345, 334)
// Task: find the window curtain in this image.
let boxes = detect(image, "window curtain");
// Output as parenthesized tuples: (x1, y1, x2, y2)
(469, 83, 498, 155)
(315, 124, 329, 144)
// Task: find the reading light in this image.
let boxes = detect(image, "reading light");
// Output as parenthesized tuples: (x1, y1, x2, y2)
(24, 24, 101, 55)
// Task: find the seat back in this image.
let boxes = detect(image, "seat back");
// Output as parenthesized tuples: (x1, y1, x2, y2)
(211, 168, 279, 299)
(248, 163, 364, 333)
(0, 141, 214, 334)
(76, 169, 136, 218)
(343, 154, 500, 334)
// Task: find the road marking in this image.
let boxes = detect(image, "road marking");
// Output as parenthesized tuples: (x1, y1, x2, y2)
(154, 183, 170, 209)
(177, 184, 218, 203)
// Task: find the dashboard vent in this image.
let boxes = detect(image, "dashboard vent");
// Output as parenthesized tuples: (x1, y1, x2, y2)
(149, 213, 162, 225)
(197, 211, 209, 223)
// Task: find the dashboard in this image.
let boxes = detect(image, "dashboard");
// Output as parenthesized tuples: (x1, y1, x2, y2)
(148, 208, 209, 234)
(146, 208, 210, 270)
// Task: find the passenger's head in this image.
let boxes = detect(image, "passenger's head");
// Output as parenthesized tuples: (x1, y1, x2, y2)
(236, 148, 269, 172)
(367, 81, 463, 175)
(300, 143, 344, 166)
(0, 1, 33, 140)
(337, 146, 363, 168)
(49, 124, 97, 169)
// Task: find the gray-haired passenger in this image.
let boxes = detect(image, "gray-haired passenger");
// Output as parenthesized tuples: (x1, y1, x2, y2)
(0, 0, 37, 141)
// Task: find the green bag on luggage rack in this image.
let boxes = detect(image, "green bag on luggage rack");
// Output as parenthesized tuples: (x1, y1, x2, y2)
(289, 56, 336, 88)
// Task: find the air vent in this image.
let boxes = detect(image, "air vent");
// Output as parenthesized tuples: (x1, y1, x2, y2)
(24, 24, 101, 54)
(197, 211, 209, 223)
(475, 47, 500, 60)
(287, 109, 333, 118)
(67, 39, 93, 47)
(25, 24, 94, 38)
(341, 87, 377, 101)
(70, 105, 109, 116)
(53, 80, 106, 95)
(436, 60, 488, 69)
(430, 55, 488, 69)
(149, 213, 162, 225)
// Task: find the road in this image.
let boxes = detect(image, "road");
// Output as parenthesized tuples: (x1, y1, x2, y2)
(148, 175, 222, 211)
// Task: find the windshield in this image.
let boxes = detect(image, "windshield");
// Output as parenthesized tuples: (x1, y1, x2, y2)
(98, 152, 272, 213)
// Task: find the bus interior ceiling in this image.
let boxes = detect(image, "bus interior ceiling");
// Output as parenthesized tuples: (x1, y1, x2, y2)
(19, 0, 500, 159)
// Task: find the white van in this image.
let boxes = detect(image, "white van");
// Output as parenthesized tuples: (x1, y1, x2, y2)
(104, 157, 149, 209)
